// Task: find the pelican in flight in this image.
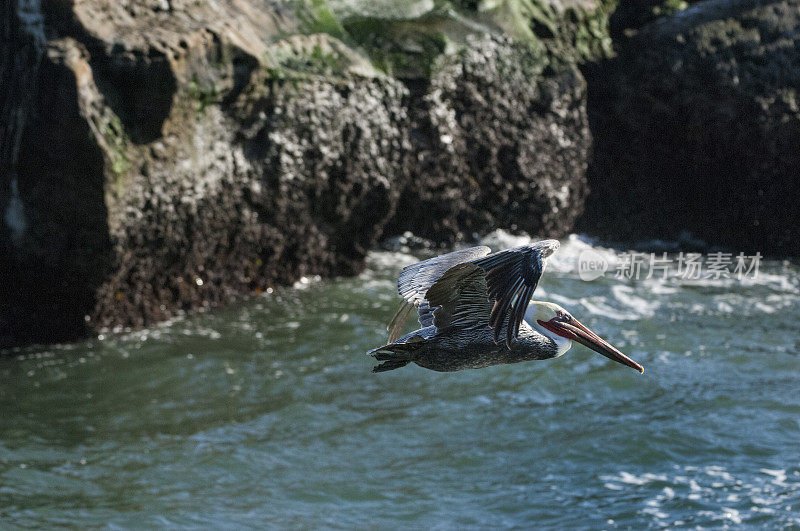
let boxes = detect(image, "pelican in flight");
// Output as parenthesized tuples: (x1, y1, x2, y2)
(368, 240, 643, 374)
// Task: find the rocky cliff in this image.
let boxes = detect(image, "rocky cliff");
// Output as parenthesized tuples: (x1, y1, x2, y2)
(3, 0, 799, 349)
(1, 0, 606, 348)
(582, 0, 800, 255)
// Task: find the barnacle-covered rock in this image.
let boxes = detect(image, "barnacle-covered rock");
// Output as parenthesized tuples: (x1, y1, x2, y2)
(0, 0, 605, 348)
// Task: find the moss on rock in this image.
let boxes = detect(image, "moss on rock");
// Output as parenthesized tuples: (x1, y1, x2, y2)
(292, 0, 616, 78)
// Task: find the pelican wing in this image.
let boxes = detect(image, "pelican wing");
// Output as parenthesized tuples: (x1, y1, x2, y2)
(387, 246, 491, 341)
(415, 301, 435, 328)
(424, 263, 491, 330)
(397, 246, 491, 304)
(472, 240, 560, 348)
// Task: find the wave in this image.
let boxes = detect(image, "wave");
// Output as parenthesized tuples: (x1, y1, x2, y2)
(368, 229, 800, 321)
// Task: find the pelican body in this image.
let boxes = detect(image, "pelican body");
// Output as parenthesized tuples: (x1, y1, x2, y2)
(386, 318, 561, 372)
(368, 240, 643, 374)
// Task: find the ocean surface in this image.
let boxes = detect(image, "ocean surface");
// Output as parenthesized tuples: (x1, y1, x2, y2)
(1, 233, 799, 528)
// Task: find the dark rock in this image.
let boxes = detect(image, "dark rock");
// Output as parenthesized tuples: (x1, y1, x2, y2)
(0, 0, 600, 349)
(1, 1, 413, 347)
(583, 0, 800, 256)
(388, 36, 590, 243)
(1, 1, 107, 347)
(609, 0, 696, 36)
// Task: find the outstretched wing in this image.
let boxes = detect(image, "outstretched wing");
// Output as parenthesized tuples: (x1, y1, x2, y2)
(387, 239, 560, 347)
(397, 246, 491, 305)
(424, 263, 491, 330)
(387, 246, 491, 341)
(472, 239, 560, 348)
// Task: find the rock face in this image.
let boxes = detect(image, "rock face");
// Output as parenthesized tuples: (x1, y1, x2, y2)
(387, 36, 590, 243)
(583, 0, 800, 255)
(0, 0, 601, 348)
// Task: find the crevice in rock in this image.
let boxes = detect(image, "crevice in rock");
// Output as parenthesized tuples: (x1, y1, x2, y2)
(1, 53, 111, 348)
(40, 2, 177, 144)
(88, 45, 177, 144)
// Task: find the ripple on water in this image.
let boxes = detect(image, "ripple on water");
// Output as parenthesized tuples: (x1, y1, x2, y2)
(1, 234, 799, 527)
(600, 465, 800, 527)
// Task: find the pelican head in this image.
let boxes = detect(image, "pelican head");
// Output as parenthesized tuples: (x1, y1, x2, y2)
(525, 302, 644, 373)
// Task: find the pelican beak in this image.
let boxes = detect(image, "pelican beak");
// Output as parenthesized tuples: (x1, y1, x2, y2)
(557, 318, 644, 373)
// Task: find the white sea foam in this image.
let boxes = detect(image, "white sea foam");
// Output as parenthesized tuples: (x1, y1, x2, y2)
(602, 465, 800, 527)
(292, 275, 321, 289)
(479, 229, 534, 251)
(365, 250, 418, 272)
(760, 468, 788, 486)
(365, 231, 798, 331)
(376, 231, 798, 294)
(610, 285, 660, 317)
(578, 297, 648, 321)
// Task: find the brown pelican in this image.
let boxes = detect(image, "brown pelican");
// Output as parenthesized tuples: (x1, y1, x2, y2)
(368, 240, 644, 374)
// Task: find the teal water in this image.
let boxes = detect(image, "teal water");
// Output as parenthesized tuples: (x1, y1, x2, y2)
(1, 235, 799, 528)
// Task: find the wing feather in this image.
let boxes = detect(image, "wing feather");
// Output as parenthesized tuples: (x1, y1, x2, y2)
(472, 239, 559, 347)
(385, 239, 559, 348)
(387, 246, 491, 337)
(424, 263, 490, 330)
(387, 300, 415, 342)
(416, 301, 435, 328)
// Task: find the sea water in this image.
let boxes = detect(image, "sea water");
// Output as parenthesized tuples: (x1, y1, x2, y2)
(1, 233, 798, 527)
